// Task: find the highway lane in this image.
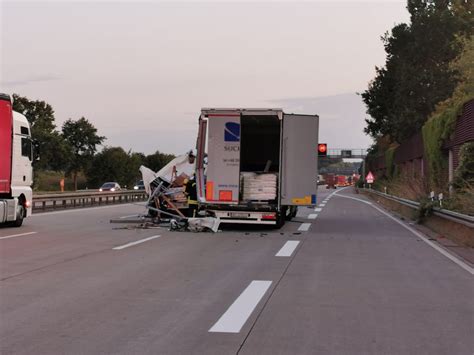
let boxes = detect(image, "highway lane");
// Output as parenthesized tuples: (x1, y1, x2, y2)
(1, 187, 472, 354)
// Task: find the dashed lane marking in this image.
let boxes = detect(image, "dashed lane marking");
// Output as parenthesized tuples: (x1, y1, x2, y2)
(113, 235, 161, 250)
(298, 223, 311, 232)
(314, 208, 322, 212)
(275, 241, 300, 257)
(308, 214, 318, 220)
(209, 280, 272, 333)
(0, 231, 38, 240)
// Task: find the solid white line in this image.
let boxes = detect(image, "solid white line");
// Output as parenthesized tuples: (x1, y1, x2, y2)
(209, 280, 272, 333)
(334, 194, 373, 205)
(0, 231, 37, 240)
(334, 191, 474, 275)
(314, 208, 322, 212)
(308, 214, 318, 220)
(372, 204, 474, 275)
(276, 240, 300, 257)
(298, 223, 311, 231)
(113, 235, 161, 250)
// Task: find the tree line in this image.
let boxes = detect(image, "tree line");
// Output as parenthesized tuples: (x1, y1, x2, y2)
(362, 0, 473, 189)
(362, 0, 472, 143)
(12, 94, 175, 191)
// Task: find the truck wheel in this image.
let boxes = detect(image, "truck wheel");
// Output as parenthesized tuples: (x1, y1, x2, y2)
(276, 207, 287, 228)
(13, 205, 25, 227)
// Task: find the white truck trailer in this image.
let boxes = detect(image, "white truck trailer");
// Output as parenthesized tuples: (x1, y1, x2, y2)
(0, 93, 33, 226)
(195, 108, 319, 227)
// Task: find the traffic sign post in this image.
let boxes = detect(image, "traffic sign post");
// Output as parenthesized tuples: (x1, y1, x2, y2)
(366, 171, 374, 185)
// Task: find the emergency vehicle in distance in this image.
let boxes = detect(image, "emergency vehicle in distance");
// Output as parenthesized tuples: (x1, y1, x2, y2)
(0, 93, 33, 226)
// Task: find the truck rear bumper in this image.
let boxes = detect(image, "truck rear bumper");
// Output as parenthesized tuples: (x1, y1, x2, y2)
(210, 210, 277, 225)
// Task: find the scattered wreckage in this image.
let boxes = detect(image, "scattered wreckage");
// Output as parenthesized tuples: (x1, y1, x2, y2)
(111, 152, 221, 233)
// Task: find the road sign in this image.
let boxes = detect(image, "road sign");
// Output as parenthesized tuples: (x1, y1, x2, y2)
(366, 171, 374, 184)
(341, 149, 352, 158)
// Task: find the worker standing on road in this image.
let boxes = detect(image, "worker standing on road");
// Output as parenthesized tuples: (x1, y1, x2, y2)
(185, 174, 198, 217)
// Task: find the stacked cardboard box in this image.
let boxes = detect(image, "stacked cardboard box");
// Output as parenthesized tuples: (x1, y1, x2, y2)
(241, 172, 278, 201)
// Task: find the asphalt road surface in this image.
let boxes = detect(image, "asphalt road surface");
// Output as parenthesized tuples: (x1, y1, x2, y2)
(1, 187, 473, 355)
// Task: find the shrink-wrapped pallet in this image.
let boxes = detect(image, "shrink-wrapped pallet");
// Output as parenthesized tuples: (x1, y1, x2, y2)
(241, 172, 278, 201)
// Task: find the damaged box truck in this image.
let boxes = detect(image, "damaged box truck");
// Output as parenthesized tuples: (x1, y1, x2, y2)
(195, 108, 319, 227)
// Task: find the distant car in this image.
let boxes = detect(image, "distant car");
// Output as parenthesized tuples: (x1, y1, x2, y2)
(133, 180, 145, 190)
(99, 182, 121, 192)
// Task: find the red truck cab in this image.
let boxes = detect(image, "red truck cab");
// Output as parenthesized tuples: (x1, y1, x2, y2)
(0, 93, 33, 226)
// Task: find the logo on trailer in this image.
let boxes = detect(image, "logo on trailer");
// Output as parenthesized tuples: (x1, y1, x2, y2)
(224, 122, 240, 142)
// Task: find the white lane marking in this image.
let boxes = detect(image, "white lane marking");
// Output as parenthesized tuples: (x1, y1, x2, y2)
(209, 280, 272, 333)
(308, 214, 318, 220)
(334, 191, 474, 275)
(298, 223, 311, 231)
(314, 208, 322, 212)
(276, 240, 300, 257)
(113, 235, 161, 250)
(31, 203, 145, 217)
(334, 194, 373, 205)
(319, 203, 326, 207)
(0, 231, 37, 240)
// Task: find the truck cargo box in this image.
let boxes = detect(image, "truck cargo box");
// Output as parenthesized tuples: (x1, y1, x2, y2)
(195, 108, 319, 225)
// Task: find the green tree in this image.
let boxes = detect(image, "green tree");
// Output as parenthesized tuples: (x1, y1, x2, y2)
(12, 94, 72, 170)
(145, 151, 175, 172)
(87, 147, 144, 188)
(362, 0, 473, 143)
(62, 117, 105, 190)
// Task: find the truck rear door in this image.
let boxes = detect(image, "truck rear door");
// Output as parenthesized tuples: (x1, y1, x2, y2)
(280, 113, 319, 206)
(0, 94, 13, 194)
(205, 113, 241, 204)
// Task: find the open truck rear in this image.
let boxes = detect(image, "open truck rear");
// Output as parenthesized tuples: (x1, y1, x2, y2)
(195, 108, 319, 227)
(0, 93, 33, 226)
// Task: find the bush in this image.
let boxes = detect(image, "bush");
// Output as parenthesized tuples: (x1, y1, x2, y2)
(453, 142, 474, 188)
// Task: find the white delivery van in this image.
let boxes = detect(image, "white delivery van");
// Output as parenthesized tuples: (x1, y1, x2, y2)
(195, 108, 319, 227)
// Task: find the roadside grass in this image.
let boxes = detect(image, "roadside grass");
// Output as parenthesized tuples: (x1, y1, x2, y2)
(373, 174, 474, 217)
(34, 170, 88, 192)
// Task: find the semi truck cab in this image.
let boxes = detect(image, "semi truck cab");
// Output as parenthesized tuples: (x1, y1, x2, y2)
(0, 93, 33, 226)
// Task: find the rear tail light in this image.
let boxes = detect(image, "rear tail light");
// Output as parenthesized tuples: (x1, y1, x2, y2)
(262, 213, 276, 220)
(25, 200, 31, 208)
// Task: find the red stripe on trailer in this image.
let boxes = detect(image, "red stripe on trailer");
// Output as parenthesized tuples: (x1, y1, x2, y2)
(0, 95, 13, 194)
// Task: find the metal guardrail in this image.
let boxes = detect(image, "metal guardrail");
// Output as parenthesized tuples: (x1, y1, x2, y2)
(364, 188, 474, 228)
(32, 190, 147, 212)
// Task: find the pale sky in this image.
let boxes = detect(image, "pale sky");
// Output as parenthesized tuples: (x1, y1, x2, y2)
(1, 1, 409, 155)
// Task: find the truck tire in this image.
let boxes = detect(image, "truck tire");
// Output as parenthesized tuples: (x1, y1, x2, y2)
(285, 206, 298, 221)
(276, 207, 287, 228)
(12, 204, 25, 227)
